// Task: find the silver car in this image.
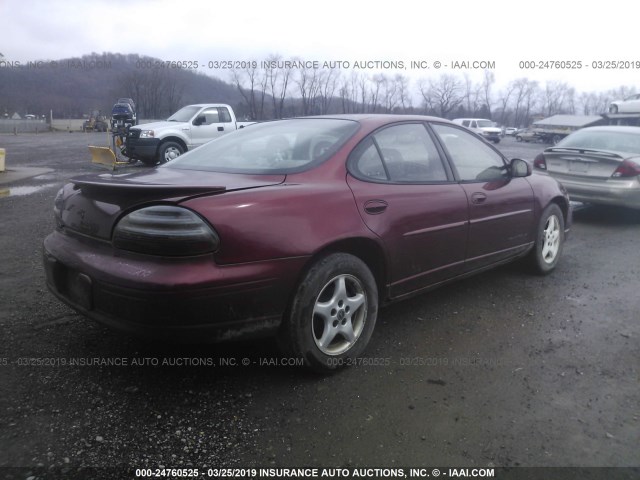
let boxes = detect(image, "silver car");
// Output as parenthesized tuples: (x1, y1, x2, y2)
(533, 126, 640, 209)
(609, 94, 640, 114)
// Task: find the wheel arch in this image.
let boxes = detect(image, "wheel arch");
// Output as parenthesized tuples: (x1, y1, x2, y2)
(294, 237, 388, 303)
(550, 195, 571, 225)
(159, 136, 188, 152)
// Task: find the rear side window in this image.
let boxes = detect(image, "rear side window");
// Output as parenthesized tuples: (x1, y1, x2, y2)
(198, 107, 232, 125)
(350, 123, 448, 183)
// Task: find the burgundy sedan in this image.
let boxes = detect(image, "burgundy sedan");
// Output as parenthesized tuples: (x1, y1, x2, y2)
(43, 115, 571, 372)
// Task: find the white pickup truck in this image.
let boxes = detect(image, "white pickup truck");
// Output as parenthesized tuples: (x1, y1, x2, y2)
(125, 104, 254, 165)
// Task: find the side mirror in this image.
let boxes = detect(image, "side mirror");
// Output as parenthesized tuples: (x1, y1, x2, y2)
(193, 115, 206, 126)
(510, 158, 532, 178)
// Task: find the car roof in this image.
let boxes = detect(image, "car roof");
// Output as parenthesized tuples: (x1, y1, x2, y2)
(290, 114, 454, 128)
(578, 126, 640, 134)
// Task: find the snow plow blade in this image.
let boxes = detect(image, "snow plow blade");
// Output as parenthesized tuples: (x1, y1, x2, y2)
(89, 146, 117, 169)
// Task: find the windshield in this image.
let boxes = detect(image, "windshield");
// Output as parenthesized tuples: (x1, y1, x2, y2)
(167, 106, 201, 122)
(476, 120, 495, 128)
(556, 130, 640, 154)
(165, 118, 360, 174)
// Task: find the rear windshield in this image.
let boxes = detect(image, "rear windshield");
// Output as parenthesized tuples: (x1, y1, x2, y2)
(165, 118, 360, 174)
(556, 130, 640, 154)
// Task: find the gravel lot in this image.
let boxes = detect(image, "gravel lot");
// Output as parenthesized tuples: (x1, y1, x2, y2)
(0, 132, 638, 478)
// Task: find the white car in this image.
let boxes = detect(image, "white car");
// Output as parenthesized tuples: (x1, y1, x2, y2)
(451, 118, 502, 143)
(609, 94, 640, 114)
(505, 127, 518, 136)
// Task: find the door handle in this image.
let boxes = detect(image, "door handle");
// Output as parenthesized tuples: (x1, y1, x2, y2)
(364, 199, 388, 215)
(218, 126, 224, 132)
(471, 192, 487, 204)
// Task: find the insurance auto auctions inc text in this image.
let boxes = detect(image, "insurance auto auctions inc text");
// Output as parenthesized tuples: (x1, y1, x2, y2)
(252, 467, 495, 477)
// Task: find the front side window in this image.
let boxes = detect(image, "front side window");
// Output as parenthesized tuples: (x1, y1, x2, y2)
(167, 105, 201, 122)
(432, 124, 507, 182)
(350, 123, 448, 183)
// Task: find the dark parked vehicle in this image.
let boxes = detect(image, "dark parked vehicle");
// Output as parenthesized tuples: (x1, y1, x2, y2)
(533, 126, 640, 209)
(44, 115, 571, 372)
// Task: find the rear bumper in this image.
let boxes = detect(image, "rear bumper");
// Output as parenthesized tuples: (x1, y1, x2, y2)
(554, 175, 640, 209)
(43, 230, 308, 342)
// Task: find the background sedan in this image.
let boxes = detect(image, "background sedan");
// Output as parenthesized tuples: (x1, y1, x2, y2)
(533, 126, 640, 209)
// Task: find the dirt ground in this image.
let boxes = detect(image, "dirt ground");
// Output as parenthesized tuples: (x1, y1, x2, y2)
(0, 132, 638, 478)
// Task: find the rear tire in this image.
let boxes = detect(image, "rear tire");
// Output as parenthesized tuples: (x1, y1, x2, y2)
(278, 253, 378, 373)
(609, 105, 618, 114)
(529, 204, 564, 275)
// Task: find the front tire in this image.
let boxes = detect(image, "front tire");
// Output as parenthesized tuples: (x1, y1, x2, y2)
(529, 204, 564, 275)
(158, 141, 184, 164)
(278, 253, 378, 373)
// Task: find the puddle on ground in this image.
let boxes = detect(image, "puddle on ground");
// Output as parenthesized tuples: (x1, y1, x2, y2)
(33, 174, 58, 181)
(0, 183, 59, 197)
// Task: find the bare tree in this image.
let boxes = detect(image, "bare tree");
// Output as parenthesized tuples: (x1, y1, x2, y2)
(418, 74, 464, 118)
(164, 70, 184, 116)
(231, 64, 268, 120)
(294, 61, 322, 116)
(481, 70, 495, 118)
(542, 81, 575, 116)
(318, 68, 340, 114)
(265, 54, 291, 119)
(462, 74, 481, 116)
(497, 82, 516, 126)
(358, 74, 369, 113)
(380, 74, 400, 113)
(394, 74, 412, 113)
(512, 78, 540, 127)
(369, 74, 385, 113)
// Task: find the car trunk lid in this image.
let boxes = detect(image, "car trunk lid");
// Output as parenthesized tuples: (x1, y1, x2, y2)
(60, 169, 285, 240)
(543, 147, 628, 178)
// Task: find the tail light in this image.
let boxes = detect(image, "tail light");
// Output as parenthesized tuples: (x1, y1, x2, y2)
(612, 159, 640, 178)
(533, 153, 547, 170)
(113, 205, 220, 256)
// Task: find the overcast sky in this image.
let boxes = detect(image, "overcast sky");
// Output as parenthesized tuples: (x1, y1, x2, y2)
(2, 0, 638, 94)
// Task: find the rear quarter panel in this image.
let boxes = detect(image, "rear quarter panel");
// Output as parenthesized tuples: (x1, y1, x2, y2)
(181, 179, 378, 265)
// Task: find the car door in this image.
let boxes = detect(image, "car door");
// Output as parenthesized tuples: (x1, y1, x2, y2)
(189, 106, 233, 148)
(624, 94, 640, 113)
(430, 123, 535, 272)
(346, 123, 469, 298)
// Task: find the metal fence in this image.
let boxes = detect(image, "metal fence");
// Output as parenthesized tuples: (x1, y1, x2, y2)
(0, 118, 158, 134)
(0, 119, 50, 134)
